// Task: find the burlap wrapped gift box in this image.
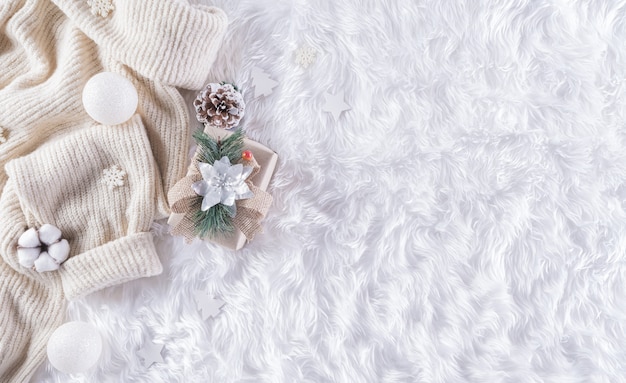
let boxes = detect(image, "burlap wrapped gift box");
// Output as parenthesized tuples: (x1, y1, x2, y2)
(167, 125, 277, 250)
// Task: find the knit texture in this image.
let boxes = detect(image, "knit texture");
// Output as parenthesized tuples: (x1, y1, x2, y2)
(0, 0, 227, 381)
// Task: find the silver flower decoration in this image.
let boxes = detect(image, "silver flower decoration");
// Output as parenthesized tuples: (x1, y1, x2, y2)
(192, 156, 254, 217)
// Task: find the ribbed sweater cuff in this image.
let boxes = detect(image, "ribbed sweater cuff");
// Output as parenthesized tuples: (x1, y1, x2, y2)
(59, 232, 163, 299)
(51, 0, 228, 89)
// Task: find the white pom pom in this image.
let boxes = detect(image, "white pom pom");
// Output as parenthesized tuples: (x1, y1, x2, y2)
(38, 224, 62, 245)
(47, 322, 103, 374)
(82, 72, 138, 125)
(17, 248, 40, 268)
(48, 239, 70, 263)
(18, 228, 40, 248)
(34, 252, 59, 272)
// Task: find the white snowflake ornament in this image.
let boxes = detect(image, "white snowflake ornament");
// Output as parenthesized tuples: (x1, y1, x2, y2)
(101, 165, 126, 190)
(87, 0, 114, 17)
(17, 224, 70, 272)
(0, 127, 7, 144)
(295, 46, 317, 69)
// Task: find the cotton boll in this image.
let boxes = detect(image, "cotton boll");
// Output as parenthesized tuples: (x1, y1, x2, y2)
(17, 248, 40, 268)
(48, 239, 70, 263)
(47, 322, 103, 374)
(18, 228, 40, 248)
(34, 252, 59, 272)
(38, 224, 62, 245)
(82, 72, 138, 125)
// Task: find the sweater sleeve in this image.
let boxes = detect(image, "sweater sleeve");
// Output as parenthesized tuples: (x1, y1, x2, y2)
(3, 116, 163, 299)
(50, 0, 228, 89)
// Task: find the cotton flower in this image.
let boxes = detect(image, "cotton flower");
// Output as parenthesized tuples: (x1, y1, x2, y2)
(17, 224, 70, 272)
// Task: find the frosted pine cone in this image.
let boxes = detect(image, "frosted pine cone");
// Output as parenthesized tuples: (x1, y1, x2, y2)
(194, 83, 245, 129)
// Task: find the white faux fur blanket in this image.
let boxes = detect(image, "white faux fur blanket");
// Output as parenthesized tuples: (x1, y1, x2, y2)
(36, 0, 626, 381)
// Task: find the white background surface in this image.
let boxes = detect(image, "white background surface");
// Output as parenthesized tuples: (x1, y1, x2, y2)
(36, 0, 626, 381)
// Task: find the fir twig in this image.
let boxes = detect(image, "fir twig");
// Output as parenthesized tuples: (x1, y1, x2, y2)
(191, 127, 245, 238)
(220, 81, 239, 92)
(192, 197, 234, 238)
(193, 127, 244, 165)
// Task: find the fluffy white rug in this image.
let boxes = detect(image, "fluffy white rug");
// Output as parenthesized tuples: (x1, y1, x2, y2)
(35, 0, 626, 381)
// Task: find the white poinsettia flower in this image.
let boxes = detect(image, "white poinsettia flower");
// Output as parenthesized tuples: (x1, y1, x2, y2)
(192, 156, 254, 217)
(17, 224, 70, 272)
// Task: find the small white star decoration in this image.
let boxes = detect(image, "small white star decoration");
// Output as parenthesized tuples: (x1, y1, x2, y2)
(295, 46, 317, 69)
(0, 127, 6, 144)
(194, 290, 225, 320)
(137, 340, 164, 368)
(101, 165, 126, 190)
(87, 0, 114, 18)
(322, 91, 351, 121)
(251, 67, 278, 98)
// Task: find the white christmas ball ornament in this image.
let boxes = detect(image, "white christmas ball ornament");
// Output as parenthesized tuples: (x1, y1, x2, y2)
(82, 72, 138, 125)
(47, 322, 103, 374)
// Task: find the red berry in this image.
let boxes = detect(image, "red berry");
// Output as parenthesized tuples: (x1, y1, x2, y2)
(242, 150, 253, 161)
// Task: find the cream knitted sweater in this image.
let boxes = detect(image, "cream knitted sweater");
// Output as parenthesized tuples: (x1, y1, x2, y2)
(0, 1, 227, 381)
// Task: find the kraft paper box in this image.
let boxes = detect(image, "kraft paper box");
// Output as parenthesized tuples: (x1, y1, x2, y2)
(168, 125, 278, 250)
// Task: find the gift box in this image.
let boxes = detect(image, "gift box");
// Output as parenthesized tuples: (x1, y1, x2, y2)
(168, 125, 277, 250)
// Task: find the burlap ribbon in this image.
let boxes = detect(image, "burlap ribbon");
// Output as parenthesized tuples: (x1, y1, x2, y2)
(168, 155, 273, 243)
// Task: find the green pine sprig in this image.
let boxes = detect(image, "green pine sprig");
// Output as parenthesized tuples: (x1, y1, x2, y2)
(192, 203, 234, 239)
(192, 128, 245, 239)
(221, 81, 240, 92)
(193, 128, 244, 165)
